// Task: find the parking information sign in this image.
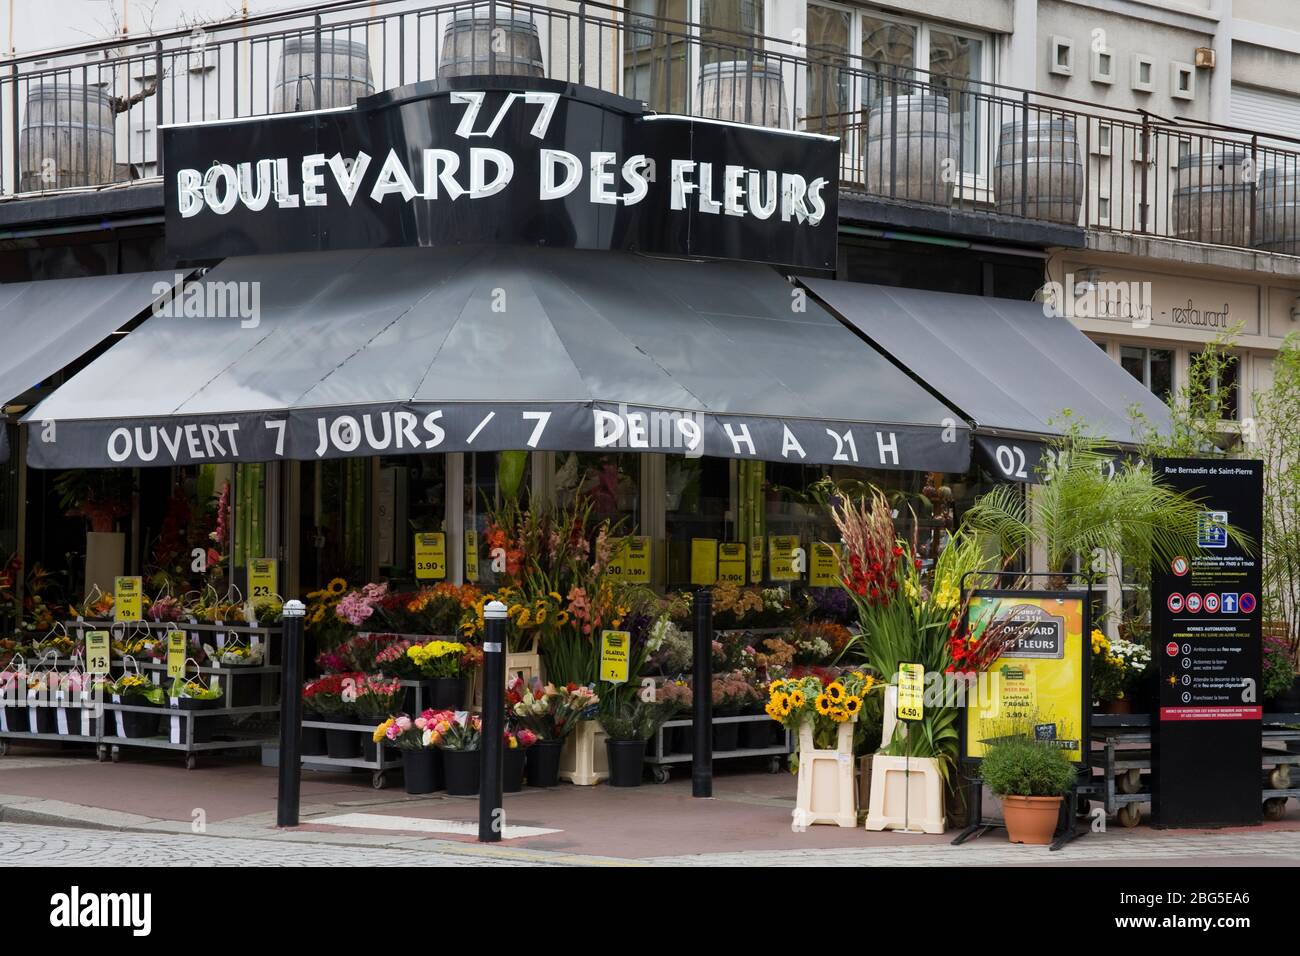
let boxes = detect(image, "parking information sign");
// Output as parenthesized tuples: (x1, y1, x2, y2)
(1152, 458, 1263, 827)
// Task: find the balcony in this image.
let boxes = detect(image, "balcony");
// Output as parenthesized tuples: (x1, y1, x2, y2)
(2, 0, 1298, 259)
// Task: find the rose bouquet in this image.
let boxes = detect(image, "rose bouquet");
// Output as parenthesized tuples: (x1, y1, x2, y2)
(508, 676, 599, 740)
(355, 674, 403, 717)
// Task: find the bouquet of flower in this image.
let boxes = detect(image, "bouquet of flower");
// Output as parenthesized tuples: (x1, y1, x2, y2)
(765, 670, 876, 749)
(205, 640, 264, 667)
(111, 673, 166, 706)
(335, 582, 388, 628)
(397, 583, 480, 636)
(374, 713, 419, 749)
(506, 727, 539, 750)
(302, 673, 360, 717)
(712, 671, 760, 713)
(147, 595, 184, 623)
(355, 674, 403, 716)
(373, 639, 415, 678)
(434, 711, 482, 751)
(167, 677, 222, 701)
(405, 640, 468, 679)
(508, 676, 599, 740)
(305, 577, 352, 650)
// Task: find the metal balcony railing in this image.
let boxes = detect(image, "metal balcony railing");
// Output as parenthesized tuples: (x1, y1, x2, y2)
(3, 0, 1299, 257)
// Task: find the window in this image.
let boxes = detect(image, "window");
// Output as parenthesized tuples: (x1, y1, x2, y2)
(555, 452, 641, 528)
(700, 0, 764, 64)
(1120, 345, 1175, 401)
(1205, 350, 1240, 421)
(1050, 36, 1073, 76)
(376, 455, 445, 583)
(623, 0, 690, 113)
(1132, 54, 1154, 93)
(1171, 61, 1195, 101)
(1091, 49, 1113, 85)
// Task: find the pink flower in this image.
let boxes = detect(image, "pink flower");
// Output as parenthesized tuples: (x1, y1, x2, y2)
(395, 715, 412, 731)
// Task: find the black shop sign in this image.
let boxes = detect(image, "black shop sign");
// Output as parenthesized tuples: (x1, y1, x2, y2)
(163, 76, 839, 269)
(1151, 458, 1263, 828)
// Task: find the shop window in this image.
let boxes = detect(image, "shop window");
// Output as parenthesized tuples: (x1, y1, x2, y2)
(467, 451, 532, 587)
(1210, 352, 1240, 421)
(300, 459, 369, 590)
(700, 0, 764, 65)
(1120, 345, 1175, 402)
(376, 455, 445, 584)
(665, 456, 731, 586)
(555, 452, 640, 529)
(623, 0, 690, 114)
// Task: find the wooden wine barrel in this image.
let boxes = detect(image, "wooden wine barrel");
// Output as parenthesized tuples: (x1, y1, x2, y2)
(697, 60, 788, 127)
(438, 8, 544, 78)
(866, 94, 953, 204)
(272, 36, 374, 113)
(18, 82, 115, 192)
(1172, 148, 1252, 247)
(994, 117, 1083, 224)
(1255, 166, 1300, 254)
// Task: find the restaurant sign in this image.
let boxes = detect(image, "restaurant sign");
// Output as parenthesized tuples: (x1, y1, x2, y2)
(163, 76, 839, 270)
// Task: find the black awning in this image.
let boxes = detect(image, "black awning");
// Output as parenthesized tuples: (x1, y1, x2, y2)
(25, 247, 971, 472)
(802, 279, 1171, 482)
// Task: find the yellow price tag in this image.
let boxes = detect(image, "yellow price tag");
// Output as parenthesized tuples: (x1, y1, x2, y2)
(166, 630, 187, 679)
(248, 558, 278, 600)
(898, 662, 925, 722)
(750, 536, 764, 584)
(464, 530, 480, 583)
(809, 543, 841, 587)
(717, 543, 746, 584)
(608, 536, 651, 584)
(690, 538, 718, 586)
(768, 535, 801, 581)
(85, 631, 111, 676)
(114, 576, 143, 623)
(599, 630, 631, 684)
(414, 532, 447, 580)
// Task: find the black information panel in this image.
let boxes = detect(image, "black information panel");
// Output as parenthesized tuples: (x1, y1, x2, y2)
(163, 76, 839, 269)
(1151, 458, 1263, 828)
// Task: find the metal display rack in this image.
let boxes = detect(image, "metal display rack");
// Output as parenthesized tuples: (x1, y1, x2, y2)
(300, 679, 432, 789)
(645, 714, 791, 784)
(0, 619, 282, 769)
(1090, 713, 1300, 826)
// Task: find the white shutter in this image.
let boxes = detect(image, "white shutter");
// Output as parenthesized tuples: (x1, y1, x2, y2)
(1230, 84, 1300, 141)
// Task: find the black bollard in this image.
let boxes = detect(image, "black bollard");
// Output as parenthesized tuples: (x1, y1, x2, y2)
(276, 599, 306, 828)
(479, 600, 507, 842)
(692, 588, 714, 798)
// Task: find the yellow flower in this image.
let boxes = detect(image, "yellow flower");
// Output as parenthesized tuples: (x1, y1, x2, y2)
(534, 608, 547, 624)
(517, 609, 531, 628)
(778, 695, 792, 716)
(829, 706, 850, 723)
(372, 718, 394, 743)
(765, 699, 784, 721)
(789, 690, 805, 708)
(326, 577, 347, 595)
(815, 694, 832, 716)
(769, 679, 787, 694)
(844, 696, 862, 716)
(826, 681, 845, 703)
(556, 611, 570, 626)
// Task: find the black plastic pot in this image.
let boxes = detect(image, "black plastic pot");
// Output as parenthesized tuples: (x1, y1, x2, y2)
(712, 713, 740, 753)
(1266, 676, 1300, 715)
(120, 704, 160, 739)
(325, 713, 362, 759)
(527, 738, 564, 788)
(31, 705, 57, 735)
(674, 725, 694, 754)
(403, 748, 443, 794)
(301, 710, 327, 756)
(2, 704, 25, 732)
(62, 703, 84, 737)
(429, 678, 466, 710)
(442, 748, 480, 796)
(739, 718, 771, 749)
(503, 746, 526, 793)
(174, 697, 220, 744)
(605, 738, 647, 787)
(360, 714, 388, 762)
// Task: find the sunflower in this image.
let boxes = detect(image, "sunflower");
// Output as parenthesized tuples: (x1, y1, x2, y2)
(326, 577, 348, 595)
(765, 698, 784, 721)
(829, 706, 850, 723)
(844, 695, 862, 716)
(778, 695, 792, 716)
(815, 693, 832, 716)
(861, 674, 876, 693)
(826, 681, 846, 702)
(769, 678, 787, 694)
(789, 690, 805, 708)
(556, 610, 570, 626)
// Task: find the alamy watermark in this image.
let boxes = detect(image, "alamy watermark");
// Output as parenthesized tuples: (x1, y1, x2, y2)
(151, 273, 261, 329)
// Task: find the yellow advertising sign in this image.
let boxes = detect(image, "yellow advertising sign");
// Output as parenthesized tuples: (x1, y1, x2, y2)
(85, 631, 111, 676)
(750, 536, 764, 584)
(962, 593, 1086, 764)
(248, 558, 278, 600)
(464, 530, 480, 583)
(599, 630, 631, 684)
(717, 543, 747, 584)
(690, 538, 718, 586)
(768, 535, 800, 581)
(897, 662, 925, 722)
(114, 576, 143, 623)
(413, 532, 447, 580)
(166, 630, 187, 679)
(809, 542, 841, 588)
(607, 536, 651, 584)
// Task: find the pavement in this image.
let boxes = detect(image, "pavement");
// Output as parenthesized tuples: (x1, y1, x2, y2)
(0, 742, 1298, 866)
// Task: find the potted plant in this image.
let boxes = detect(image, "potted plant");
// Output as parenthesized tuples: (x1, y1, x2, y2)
(979, 735, 1078, 845)
(1263, 635, 1299, 712)
(504, 727, 538, 793)
(55, 670, 90, 736)
(376, 714, 444, 795)
(405, 640, 471, 709)
(0, 669, 25, 732)
(509, 677, 599, 787)
(304, 673, 363, 759)
(110, 673, 166, 738)
(599, 699, 678, 787)
(167, 675, 223, 743)
(299, 680, 328, 756)
(711, 671, 758, 752)
(430, 711, 482, 796)
(355, 675, 403, 762)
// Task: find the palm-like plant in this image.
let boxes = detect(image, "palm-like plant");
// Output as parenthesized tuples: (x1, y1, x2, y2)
(962, 438, 1254, 577)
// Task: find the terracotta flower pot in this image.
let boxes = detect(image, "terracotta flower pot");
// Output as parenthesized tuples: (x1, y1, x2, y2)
(1100, 697, 1132, 715)
(1002, 795, 1062, 845)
